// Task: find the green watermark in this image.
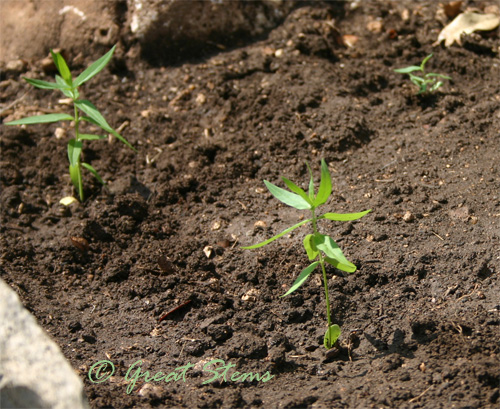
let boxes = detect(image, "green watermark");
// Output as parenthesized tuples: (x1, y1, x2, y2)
(88, 358, 275, 394)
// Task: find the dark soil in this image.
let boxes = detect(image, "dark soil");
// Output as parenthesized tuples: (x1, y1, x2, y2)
(1, 2, 499, 408)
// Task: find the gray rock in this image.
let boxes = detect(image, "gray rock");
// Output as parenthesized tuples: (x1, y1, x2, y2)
(0, 279, 90, 409)
(127, 0, 297, 62)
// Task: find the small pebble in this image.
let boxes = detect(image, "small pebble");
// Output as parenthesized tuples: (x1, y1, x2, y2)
(403, 211, 414, 222)
(254, 220, 267, 228)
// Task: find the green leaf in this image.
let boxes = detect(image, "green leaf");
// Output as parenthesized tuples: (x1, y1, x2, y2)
(74, 45, 116, 87)
(55, 75, 77, 99)
(324, 324, 341, 349)
(79, 134, 107, 141)
(325, 256, 357, 273)
(306, 162, 315, 201)
(282, 177, 313, 206)
(303, 234, 319, 261)
(82, 162, 106, 185)
(320, 209, 371, 222)
(281, 261, 319, 297)
(51, 50, 72, 85)
(69, 164, 83, 201)
(241, 218, 312, 249)
(67, 139, 82, 167)
(5, 113, 74, 125)
(77, 101, 136, 152)
(430, 81, 444, 92)
(313, 234, 357, 273)
(420, 53, 433, 70)
(24, 77, 68, 91)
(314, 159, 332, 207)
(394, 65, 421, 74)
(263, 180, 311, 210)
(409, 74, 425, 84)
(426, 73, 451, 79)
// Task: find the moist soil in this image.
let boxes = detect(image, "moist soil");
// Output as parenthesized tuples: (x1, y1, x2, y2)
(1, 2, 499, 408)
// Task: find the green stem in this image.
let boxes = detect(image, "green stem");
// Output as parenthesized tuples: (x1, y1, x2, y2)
(73, 102, 80, 141)
(73, 101, 84, 201)
(311, 209, 332, 329)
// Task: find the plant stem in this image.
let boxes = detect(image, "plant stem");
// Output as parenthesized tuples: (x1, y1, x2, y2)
(73, 102, 80, 141)
(311, 209, 333, 329)
(73, 101, 84, 201)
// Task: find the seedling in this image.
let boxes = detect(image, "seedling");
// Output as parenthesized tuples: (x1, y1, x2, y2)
(242, 160, 370, 349)
(394, 53, 451, 94)
(5, 45, 136, 201)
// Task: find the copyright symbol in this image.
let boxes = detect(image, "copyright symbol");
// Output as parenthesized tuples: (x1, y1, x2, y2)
(88, 360, 115, 383)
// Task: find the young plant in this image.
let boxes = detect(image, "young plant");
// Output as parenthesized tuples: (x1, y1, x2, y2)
(242, 160, 370, 350)
(394, 53, 451, 94)
(5, 45, 136, 201)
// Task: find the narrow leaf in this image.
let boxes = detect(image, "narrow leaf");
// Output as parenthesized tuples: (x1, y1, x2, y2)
(394, 66, 421, 74)
(430, 81, 444, 92)
(67, 139, 82, 167)
(75, 100, 110, 129)
(24, 78, 68, 91)
(282, 177, 312, 206)
(77, 101, 136, 151)
(78, 134, 107, 141)
(281, 261, 319, 297)
(82, 162, 106, 185)
(51, 50, 72, 85)
(264, 180, 311, 210)
(420, 53, 433, 70)
(320, 209, 371, 222)
(69, 164, 83, 201)
(313, 234, 356, 273)
(74, 45, 116, 87)
(303, 234, 319, 261)
(5, 113, 73, 125)
(324, 324, 341, 349)
(306, 161, 315, 201)
(241, 218, 312, 249)
(55, 75, 76, 99)
(325, 256, 357, 273)
(409, 74, 425, 84)
(426, 73, 451, 79)
(314, 159, 332, 207)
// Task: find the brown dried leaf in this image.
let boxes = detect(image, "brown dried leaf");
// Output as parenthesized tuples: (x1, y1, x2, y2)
(158, 255, 175, 274)
(434, 12, 500, 47)
(443, 1, 462, 19)
(70, 237, 89, 253)
(343, 34, 359, 48)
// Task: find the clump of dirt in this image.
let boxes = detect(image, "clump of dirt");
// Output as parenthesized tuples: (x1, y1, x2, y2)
(1, 1, 499, 408)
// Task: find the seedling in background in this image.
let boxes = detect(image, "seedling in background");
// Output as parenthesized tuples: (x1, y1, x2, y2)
(5, 45, 136, 201)
(242, 160, 370, 350)
(394, 53, 451, 94)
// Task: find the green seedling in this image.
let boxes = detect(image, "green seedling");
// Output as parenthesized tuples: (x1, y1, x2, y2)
(5, 45, 136, 201)
(394, 53, 451, 94)
(242, 160, 370, 350)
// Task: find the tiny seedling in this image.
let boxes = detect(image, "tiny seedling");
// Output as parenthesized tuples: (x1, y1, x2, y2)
(5, 45, 136, 201)
(242, 160, 370, 350)
(394, 53, 451, 94)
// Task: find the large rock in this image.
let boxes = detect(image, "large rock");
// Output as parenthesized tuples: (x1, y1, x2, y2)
(0, 0, 297, 65)
(127, 0, 297, 63)
(0, 279, 90, 409)
(0, 0, 119, 63)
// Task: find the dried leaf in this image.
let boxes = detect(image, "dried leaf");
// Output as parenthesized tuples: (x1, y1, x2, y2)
(60, 196, 78, 206)
(70, 237, 89, 253)
(434, 12, 500, 47)
(442, 1, 462, 19)
(343, 34, 359, 48)
(158, 255, 175, 274)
